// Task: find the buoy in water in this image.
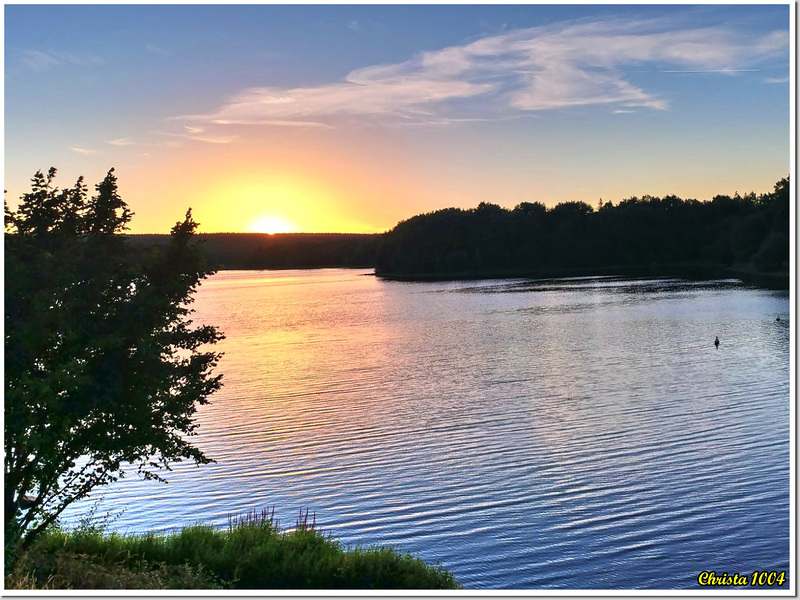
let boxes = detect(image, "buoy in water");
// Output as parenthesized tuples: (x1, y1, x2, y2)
(714, 336, 720, 347)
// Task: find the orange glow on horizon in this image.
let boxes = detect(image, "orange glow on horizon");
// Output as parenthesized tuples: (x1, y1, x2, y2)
(248, 215, 299, 234)
(118, 141, 417, 234)
(189, 167, 388, 234)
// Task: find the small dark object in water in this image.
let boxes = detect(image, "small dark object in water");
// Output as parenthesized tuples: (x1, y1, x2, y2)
(776, 316, 781, 322)
(714, 336, 720, 347)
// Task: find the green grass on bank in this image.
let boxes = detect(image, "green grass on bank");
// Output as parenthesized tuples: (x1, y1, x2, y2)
(6, 509, 461, 590)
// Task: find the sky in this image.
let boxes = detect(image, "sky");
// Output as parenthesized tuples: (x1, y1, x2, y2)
(4, 3, 793, 234)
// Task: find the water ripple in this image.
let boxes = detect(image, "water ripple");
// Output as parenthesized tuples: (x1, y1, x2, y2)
(62, 271, 790, 590)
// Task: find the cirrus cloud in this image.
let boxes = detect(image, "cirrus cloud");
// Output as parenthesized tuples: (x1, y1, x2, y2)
(175, 16, 787, 128)
(70, 146, 98, 156)
(22, 49, 104, 71)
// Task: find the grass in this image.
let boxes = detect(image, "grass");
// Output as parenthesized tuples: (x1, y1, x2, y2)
(5, 508, 461, 590)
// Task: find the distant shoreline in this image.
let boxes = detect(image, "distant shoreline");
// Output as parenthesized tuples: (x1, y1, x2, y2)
(125, 233, 788, 290)
(199, 261, 788, 290)
(375, 263, 789, 290)
(127, 232, 381, 271)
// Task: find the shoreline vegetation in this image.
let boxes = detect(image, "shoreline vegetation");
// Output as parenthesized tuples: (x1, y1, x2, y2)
(5, 509, 461, 590)
(127, 177, 789, 289)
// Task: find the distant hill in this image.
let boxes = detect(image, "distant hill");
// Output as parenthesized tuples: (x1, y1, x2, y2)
(127, 232, 381, 270)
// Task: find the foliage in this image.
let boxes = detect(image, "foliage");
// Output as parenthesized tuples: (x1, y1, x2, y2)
(375, 176, 790, 281)
(6, 510, 461, 590)
(4, 168, 224, 554)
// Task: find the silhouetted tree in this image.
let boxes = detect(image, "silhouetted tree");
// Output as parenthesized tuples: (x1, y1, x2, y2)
(5, 168, 224, 556)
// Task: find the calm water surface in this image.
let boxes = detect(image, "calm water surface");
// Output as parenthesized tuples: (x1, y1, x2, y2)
(66, 269, 791, 590)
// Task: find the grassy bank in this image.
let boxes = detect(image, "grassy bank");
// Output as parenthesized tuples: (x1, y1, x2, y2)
(6, 509, 461, 590)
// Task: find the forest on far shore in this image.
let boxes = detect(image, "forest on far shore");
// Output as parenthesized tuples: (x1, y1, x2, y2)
(128, 232, 381, 271)
(128, 176, 789, 287)
(374, 176, 789, 286)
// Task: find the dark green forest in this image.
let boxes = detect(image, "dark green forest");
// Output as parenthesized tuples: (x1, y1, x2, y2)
(128, 233, 381, 270)
(127, 177, 789, 287)
(374, 177, 789, 286)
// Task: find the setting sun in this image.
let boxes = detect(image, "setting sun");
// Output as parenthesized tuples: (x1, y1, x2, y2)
(248, 215, 300, 235)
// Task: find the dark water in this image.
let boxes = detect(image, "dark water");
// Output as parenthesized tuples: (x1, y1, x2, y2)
(64, 269, 791, 590)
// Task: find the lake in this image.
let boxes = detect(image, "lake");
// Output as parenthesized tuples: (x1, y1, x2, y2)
(64, 269, 791, 590)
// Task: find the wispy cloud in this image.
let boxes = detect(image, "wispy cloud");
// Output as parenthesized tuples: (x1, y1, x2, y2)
(659, 68, 759, 73)
(764, 76, 789, 83)
(108, 138, 136, 146)
(175, 16, 787, 128)
(70, 147, 97, 155)
(153, 129, 239, 145)
(189, 134, 238, 144)
(22, 49, 104, 71)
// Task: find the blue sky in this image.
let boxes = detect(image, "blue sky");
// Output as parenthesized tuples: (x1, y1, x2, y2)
(4, 4, 792, 233)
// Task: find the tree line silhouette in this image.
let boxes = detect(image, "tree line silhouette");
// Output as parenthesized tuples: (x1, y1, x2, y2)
(124, 176, 788, 287)
(374, 177, 789, 285)
(129, 232, 380, 271)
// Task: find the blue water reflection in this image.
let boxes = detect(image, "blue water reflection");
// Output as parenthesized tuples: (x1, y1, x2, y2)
(63, 270, 790, 590)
